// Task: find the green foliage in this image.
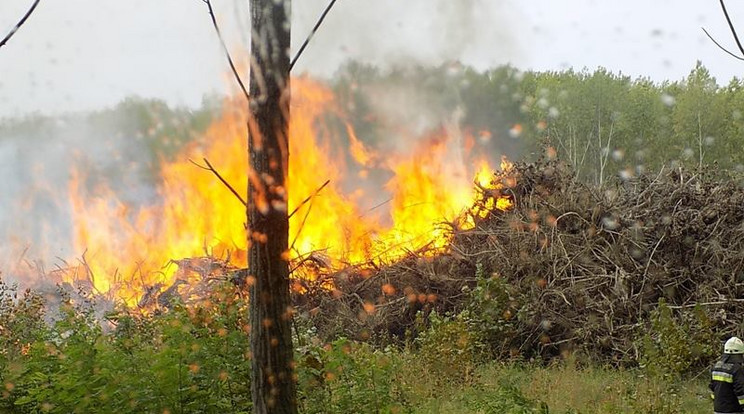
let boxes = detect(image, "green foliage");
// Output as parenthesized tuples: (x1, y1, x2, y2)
(0, 282, 252, 413)
(413, 312, 484, 385)
(0, 279, 716, 413)
(638, 299, 719, 378)
(297, 338, 410, 414)
(330, 60, 744, 187)
(621, 380, 682, 414)
(87, 96, 220, 160)
(0, 95, 220, 194)
(459, 263, 522, 360)
(460, 380, 549, 414)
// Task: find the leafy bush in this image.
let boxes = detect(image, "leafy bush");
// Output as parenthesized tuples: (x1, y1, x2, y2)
(1, 282, 253, 413)
(638, 299, 719, 378)
(460, 263, 522, 360)
(0, 282, 49, 412)
(462, 381, 549, 414)
(298, 338, 410, 413)
(0, 278, 713, 413)
(414, 311, 484, 385)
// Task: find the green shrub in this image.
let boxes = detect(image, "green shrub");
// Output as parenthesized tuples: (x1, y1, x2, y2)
(0, 283, 50, 412)
(460, 263, 522, 359)
(298, 338, 410, 413)
(638, 299, 718, 378)
(414, 312, 484, 385)
(463, 381, 550, 414)
(2, 282, 253, 413)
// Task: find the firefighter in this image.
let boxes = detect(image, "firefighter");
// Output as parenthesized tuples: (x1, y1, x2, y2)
(711, 337, 744, 413)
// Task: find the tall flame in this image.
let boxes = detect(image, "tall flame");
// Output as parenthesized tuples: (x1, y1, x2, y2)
(67, 77, 512, 303)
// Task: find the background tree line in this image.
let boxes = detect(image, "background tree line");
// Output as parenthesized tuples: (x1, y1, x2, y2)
(3, 60, 743, 190)
(331, 60, 744, 186)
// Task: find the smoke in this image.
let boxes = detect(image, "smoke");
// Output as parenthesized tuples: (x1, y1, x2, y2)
(0, 113, 157, 286)
(290, 0, 526, 76)
(0, 0, 526, 293)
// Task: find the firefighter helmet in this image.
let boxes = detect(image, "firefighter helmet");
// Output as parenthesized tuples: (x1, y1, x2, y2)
(724, 337, 744, 354)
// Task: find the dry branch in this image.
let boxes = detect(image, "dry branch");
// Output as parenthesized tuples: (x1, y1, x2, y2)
(190, 157, 247, 206)
(290, 0, 340, 71)
(292, 160, 744, 365)
(202, 0, 251, 101)
(0, 0, 41, 49)
(702, 0, 744, 60)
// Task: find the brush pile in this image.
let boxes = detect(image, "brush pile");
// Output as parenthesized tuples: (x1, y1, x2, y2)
(296, 159, 744, 365)
(134, 159, 744, 365)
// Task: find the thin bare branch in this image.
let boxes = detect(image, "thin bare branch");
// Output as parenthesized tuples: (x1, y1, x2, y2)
(359, 197, 392, 218)
(190, 158, 247, 206)
(702, 27, 744, 61)
(203, 0, 250, 101)
(667, 299, 744, 309)
(702, 0, 744, 60)
(288, 181, 333, 252)
(78, 249, 104, 296)
(288, 180, 331, 259)
(289, 195, 315, 252)
(0, 0, 41, 49)
(288, 179, 330, 219)
(719, 0, 744, 56)
(290, 0, 339, 71)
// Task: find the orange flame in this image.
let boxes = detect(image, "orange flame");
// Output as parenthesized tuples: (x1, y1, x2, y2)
(67, 77, 512, 303)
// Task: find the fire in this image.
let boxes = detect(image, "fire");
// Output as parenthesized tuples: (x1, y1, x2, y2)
(66, 77, 513, 304)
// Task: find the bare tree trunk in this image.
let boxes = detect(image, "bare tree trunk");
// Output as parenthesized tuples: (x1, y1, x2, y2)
(247, 1, 297, 413)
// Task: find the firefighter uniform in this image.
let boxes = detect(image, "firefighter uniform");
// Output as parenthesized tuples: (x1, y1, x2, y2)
(711, 337, 744, 414)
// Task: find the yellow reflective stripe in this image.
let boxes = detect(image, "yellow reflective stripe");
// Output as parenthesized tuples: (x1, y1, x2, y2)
(739, 398, 744, 405)
(713, 375, 734, 383)
(710, 393, 715, 400)
(713, 371, 734, 383)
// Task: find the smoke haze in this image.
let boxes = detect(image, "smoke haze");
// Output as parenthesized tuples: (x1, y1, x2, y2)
(1, 0, 743, 290)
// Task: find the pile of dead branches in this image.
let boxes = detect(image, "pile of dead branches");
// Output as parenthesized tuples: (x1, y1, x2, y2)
(296, 159, 744, 365)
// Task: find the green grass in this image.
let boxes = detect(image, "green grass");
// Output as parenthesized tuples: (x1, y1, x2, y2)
(398, 361, 710, 414)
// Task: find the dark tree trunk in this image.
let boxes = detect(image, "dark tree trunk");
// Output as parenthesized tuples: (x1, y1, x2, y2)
(247, 1, 296, 413)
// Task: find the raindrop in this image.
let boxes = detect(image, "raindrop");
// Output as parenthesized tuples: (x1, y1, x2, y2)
(612, 149, 625, 161)
(509, 124, 523, 138)
(618, 168, 633, 181)
(630, 247, 645, 260)
(601, 216, 620, 230)
(540, 319, 553, 331)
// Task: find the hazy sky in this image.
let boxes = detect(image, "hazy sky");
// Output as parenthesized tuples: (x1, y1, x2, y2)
(0, 0, 742, 117)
